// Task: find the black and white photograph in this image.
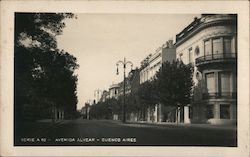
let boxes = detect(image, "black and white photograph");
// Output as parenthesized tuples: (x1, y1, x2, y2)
(0, 1, 249, 157)
(14, 13, 237, 146)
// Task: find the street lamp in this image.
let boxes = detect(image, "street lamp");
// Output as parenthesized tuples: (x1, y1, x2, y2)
(94, 89, 102, 103)
(116, 57, 133, 123)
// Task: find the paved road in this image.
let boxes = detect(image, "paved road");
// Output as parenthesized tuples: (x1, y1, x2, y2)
(16, 118, 237, 146)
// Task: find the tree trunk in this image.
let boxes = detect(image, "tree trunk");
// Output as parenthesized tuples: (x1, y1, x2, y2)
(176, 106, 179, 124)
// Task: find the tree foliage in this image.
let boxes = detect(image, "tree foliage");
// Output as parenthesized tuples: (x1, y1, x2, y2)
(138, 81, 158, 108)
(89, 98, 121, 120)
(155, 60, 194, 107)
(88, 60, 193, 122)
(15, 13, 78, 121)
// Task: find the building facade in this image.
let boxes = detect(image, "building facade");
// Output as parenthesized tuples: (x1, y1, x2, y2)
(81, 103, 90, 119)
(140, 40, 176, 84)
(175, 14, 237, 125)
(100, 90, 110, 102)
(109, 83, 120, 99)
(139, 40, 176, 122)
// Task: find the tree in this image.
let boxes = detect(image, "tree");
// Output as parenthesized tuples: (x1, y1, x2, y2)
(137, 81, 158, 121)
(15, 13, 74, 50)
(155, 60, 194, 122)
(89, 98, 121, 120)
(14, 13, 78, 121)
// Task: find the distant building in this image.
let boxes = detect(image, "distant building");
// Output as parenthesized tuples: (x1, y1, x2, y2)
(139, 40, 176, 122)
(94, 89, 102, 103)
(175, 14, 237, 125)
(118, 78, 132, 97)
(109, 83, 120, 99)
(100, 90, 109, 102)
(81, 103, 91, 119)
(117, 68, 140, 121)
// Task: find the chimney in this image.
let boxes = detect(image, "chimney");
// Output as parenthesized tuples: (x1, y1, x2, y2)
(167, 40, 173, 48)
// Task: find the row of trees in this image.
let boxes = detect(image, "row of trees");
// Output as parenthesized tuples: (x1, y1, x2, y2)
(15, 13, 79, 122)
(89, 60, 194, 121)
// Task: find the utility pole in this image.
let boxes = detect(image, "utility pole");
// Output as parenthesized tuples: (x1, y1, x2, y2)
(116, 57, 133, 123)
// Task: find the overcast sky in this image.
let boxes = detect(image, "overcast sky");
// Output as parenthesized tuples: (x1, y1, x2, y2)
(56, 13, 200, 110)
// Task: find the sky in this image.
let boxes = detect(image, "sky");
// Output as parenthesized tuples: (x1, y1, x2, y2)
(56, 13, 200, 110)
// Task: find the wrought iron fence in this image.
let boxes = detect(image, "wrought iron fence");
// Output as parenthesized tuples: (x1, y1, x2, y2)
(196, 53, 236, 65)
(202, 92, 237, 99)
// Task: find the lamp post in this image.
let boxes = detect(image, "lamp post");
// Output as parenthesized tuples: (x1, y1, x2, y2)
(116, 57, 133, 123)
(94, 89, 102, 103)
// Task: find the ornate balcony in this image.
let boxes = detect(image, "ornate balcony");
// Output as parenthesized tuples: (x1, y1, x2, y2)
(202, 92, 237, 100)
(195, 53, 237, 67)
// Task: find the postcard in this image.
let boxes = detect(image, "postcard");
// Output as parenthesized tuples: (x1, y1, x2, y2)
(0, 0, 249, 157)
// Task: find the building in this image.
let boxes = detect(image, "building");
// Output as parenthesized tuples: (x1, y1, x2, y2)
(100, 90, 109, 102)
(94, 89, 102, 103)
(116, 68, 141, 121)
(81, 103, 91, 119)
(118, 80, 131, 96)
(109, 83, 120, 99)
(139, 40, 176, 122)
(140, 40, 176, 84)
(175, 14, 237, 125)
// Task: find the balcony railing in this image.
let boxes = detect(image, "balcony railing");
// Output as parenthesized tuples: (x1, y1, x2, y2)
(195, 53, 236, 66)
(202, 92, 237, 100)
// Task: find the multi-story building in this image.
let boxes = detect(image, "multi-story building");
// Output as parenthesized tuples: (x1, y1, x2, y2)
(100, 90, 109, 102)
(116, 69, 140, 121)
(175, 14, 237, 125)
(109, 83, 120, 99)
(116, 69, 140, 97)
(140, 40, 176, 84)
(139, 40, 176, 122)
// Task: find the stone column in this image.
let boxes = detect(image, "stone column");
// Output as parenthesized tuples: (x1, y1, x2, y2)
(184, 106, 191, 123)
(215, 71, 219, 94)
(154, 104, 158, 122)
(158, 104, 162, 122)
(147, 107, 150, 122)
(214, 103, 220, 119)
(62, 109, 64, 120)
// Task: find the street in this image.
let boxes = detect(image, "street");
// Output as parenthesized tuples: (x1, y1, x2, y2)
(15, 118, 237, 146)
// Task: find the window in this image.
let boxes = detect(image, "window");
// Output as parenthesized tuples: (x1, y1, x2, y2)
(220, 104, 230, 119)
(206, 104, 214, 119)
(206, 73, 215, 93)
(195, 46, 200, 56)
(204, 40, 212, 55)
(196, 71, 201, 80)
(204, 36, 235, 57)
(224, 37, 232, 54)
(179, 53, 183, 61)
(212, 38, 223, 54)
(188, 48, 193, 63)
(219, 72, 231, 95)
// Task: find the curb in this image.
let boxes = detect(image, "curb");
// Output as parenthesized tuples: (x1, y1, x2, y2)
(124, 121, 237, 130)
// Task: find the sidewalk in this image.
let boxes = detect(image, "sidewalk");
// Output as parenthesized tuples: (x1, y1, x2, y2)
(33, 119, 66, 136)
(124, 120, 237, 130)
(15, 119, 66, 138)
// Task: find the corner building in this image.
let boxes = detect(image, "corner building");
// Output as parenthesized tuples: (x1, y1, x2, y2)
(175, 14, 237, 125)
